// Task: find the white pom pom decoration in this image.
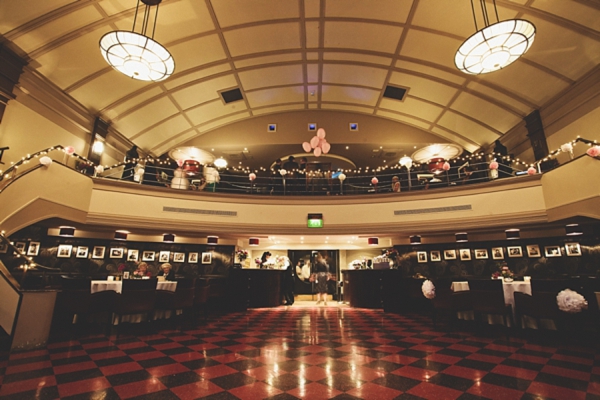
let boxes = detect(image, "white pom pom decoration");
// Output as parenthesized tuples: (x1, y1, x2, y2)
(95, 165, 104, 174)
(40, 156, 53, 166)
(422, 280, 436, 299)
(556, 289, 588, 313)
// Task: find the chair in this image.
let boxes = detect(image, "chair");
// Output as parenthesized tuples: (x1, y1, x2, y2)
(430, 278, 473, 329)
(113, 278, 158, 328)
(530, 279, 570, 294)
(193, 279, 210, 324)
(155, 278, 195, 327)
(467, 279, 513, 331)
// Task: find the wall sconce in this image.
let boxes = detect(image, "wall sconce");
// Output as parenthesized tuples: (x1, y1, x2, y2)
(207, 236, 219, 245)
(163, 233, 175, 243)
(114, 230, 129, 241)
(249, 237, 259, 246)
(505, 229, 520, 240)
(368, 237, 379, 246)
(59, 226, 76, 237)
(565, 224, 582, 236)
(410, 235, 422, 245)
(455, 232, 468, 242)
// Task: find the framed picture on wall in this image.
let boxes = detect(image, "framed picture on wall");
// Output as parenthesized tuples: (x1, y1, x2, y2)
(173, 252, 185, 263)
(507, 246, 523, 258)
(159, 251, 170, 263)
(444, 249, 456, 260)
(188, 252, 198, 263)
(474, 249, 488, 259)
(109, 247, 124, 259)
(201, 252, 212, 264)
(526, 244, 541, 257)
(15, 242, 26, 254)
(565, 243, 581, 256)
(127, 249, 139, 262)
(544, 246, 561, 257)
(57, 244, 72, 258)
(430, 251, 441, 262)
(459, 249, 471, 261)
(417, 251, 427, 263)
(142, 251, 155, 261)
(0, 242, 8, 254)
(75, 246, 88, 258)
(491, 247, 504, 260)
(92, 246, 105, 259)
(27, 242, 41, 256)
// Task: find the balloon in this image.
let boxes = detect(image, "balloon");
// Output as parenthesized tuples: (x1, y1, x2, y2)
(587, 146, 600, 157)
(317, 128, 326, 139)
(177, 159, 184, 167)
(279, 169, 287, 176)
(527, 167, 537, 175)
(371, 177, 378, 185)
(314, 147, 322, 157)
(302, 142, 311, 152)
(40, 156, 53, 166)
(442, 162, 450, 171)
(249, 173, 256, 181)
(95, 165, 104, 174)
(560, 143, 573, 153)
(64, 146, 75, 155)
(321, 141, 331, 154)
(489, 161, 499, 170)
(338, 173, 346, 181)
(310, 136, 319, 148)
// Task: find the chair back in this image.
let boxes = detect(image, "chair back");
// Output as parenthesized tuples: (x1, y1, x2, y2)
(173, 278, 196, 309)
(530, 279, 570, 294)
(60, 275, 91, 291)
(117, 278, 158, 315)
(194, 281, 210, 306)
(467, 278, 503, 291)
(122, 278, 158, 290)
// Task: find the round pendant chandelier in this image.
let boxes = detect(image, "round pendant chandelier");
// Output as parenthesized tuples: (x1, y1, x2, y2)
(99, 0, 174, 82)
(455, 1, 535, 75)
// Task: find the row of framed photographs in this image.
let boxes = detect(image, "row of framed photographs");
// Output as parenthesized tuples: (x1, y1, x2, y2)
(0, 242, 213, 264)
(417, 243, 581, 263)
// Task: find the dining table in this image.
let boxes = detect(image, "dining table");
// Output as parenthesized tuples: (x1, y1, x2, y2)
(90, 279, 177, 294)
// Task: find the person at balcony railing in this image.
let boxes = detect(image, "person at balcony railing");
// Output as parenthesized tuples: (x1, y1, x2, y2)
(391, 176, 401, 193)
(493, 139, 511, 179)
(270, 158, 283, 195)
(204, 165, 220, 192)
(283, 156, 299, 194)
(123, 145, 139, 181)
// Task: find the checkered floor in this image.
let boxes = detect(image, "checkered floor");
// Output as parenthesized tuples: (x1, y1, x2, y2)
(1, 305, 599, 399)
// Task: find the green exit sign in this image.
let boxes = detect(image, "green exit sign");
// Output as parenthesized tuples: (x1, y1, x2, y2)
(307, 213, 323, 228)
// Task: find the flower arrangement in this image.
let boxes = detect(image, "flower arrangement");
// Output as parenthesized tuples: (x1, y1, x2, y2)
(236, 249, 248, 262)
(254, 257, 261, 266)
(492, 264, 514, 280)
(556, 289, 588, 313)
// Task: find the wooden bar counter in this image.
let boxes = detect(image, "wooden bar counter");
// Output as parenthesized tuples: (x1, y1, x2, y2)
(230, 269, 284, 309)
(342, 269, 384, 308)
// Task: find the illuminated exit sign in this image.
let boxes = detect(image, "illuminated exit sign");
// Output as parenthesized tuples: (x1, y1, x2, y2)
(307, 213, 323, 228)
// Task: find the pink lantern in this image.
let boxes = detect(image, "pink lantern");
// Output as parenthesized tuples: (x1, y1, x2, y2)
(489, 161, 499, 170)
(310, 136, 320, 148)
(302, 142, 311, 152)
(371, 177, 379, 185)
(321, 141, 331, 154)
(587, 146, 600, 157)
(249, 173, 256, 181)
(527, 167, 536, 175)
(64, 146, 75, 155)
(314, 147, 322, 157)
(442, 162, 450, 171)
(317, 128, 326, 139)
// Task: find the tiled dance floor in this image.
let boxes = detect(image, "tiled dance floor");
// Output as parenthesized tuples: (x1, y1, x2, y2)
(1, 305, 599, 399)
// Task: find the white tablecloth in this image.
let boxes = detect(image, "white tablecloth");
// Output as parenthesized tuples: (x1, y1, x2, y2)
(90, 280, 177, 294)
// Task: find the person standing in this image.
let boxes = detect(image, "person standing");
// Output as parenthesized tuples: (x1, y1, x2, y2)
(283, 156, 299, 194)
(312, 253, 329, 305)
(282, 260, 296, 305)
(123, 145, 139, 181)
(391, 176, 401, 192)
(259, 251, 272, 269)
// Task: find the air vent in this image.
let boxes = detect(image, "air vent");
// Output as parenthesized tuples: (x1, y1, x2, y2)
(394, 205, 472, 215)
(163, 206, 237, 217)
(220, 88, 243, 104)
(383, 85, 408, 101)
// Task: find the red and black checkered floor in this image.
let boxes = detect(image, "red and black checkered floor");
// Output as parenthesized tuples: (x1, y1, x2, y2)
(1, 306, 599, 399)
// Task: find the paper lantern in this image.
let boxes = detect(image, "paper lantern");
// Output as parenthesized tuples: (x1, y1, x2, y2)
(302, 142, 311, 152)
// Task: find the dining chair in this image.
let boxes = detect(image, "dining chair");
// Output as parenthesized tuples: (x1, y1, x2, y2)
(155, 278, 195, 328)
(467, 278, 513, 333)
(430, 278, 473, 329)
(193, 279, 211, 324)
(113, 278, 158, 330)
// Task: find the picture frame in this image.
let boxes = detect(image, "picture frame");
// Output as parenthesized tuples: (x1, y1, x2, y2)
(417, 251, 427, 263)
(159, 251, 170, 263)
(0, 242, 8, 254)
(459, 249, 471, 261)
(201, 252, 212, 264)
(507, 246, 523, 258)
(15, 242, 26, 254)
(109, 247, 124, 259)
(491, 247, 504, 260)
(544, 245, 562, 257)
(75, 246, 88, 258)
(27, 242, 41, 256)
(142, 251, 155, 262)
(565, 243, 581, 257)
(526, 244, 541, 258)
(474, 249, 488, 259)
(188, 252, 198, 263)
(443, 249, 456, 260)
(57, 244, 72, 258)
(430, 250, 441, 262)
(92, 246, 105, 259)
(127, 249, 139, 262)
(173, 252, 185, 263)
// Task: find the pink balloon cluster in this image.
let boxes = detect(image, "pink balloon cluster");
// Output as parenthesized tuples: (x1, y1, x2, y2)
(302, 128, 330, 157)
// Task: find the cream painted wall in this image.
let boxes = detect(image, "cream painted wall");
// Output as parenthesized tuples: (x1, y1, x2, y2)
(0, 101, 87, 167)
(545, 106, 600, 166)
